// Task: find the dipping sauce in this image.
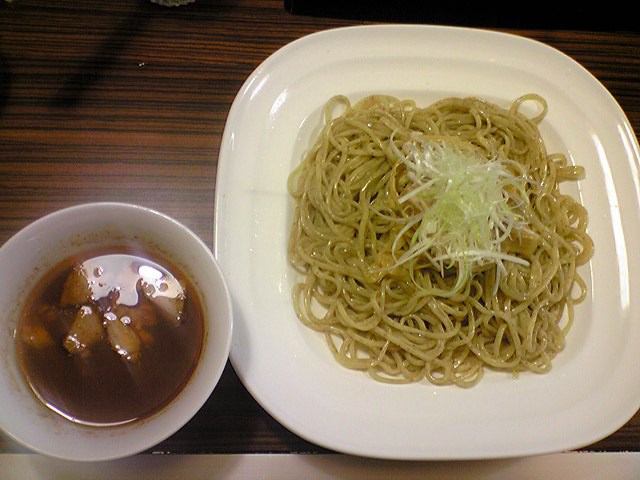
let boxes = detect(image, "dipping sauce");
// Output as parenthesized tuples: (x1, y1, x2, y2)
(16, 245, 204, 427)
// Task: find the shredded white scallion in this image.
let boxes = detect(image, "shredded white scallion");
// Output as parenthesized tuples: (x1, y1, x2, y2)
(388, 135, 531, 296)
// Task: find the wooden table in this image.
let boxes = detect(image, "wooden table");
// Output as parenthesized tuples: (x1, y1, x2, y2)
(1, 0, 639, 458)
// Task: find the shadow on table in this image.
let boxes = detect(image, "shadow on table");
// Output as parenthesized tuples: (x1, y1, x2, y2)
(49, 1, 237, 109)
(50, 2, 156, 109)
(285, 0, 639, 31)
(0, 48, 10, 119)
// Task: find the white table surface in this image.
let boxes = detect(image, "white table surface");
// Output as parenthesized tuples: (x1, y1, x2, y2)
(1, 451, 639, 479)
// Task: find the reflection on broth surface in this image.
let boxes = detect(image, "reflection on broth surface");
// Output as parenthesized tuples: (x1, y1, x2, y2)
(17, 245, 204, 427)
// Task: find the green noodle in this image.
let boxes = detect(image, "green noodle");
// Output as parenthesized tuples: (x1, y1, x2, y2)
(287, 94, 593, 387)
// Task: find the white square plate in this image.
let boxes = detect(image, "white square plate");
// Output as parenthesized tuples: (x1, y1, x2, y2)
(214, 25, 640, 460)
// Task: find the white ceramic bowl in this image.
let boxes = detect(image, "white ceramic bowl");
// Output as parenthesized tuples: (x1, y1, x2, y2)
(0, 202, 232, 461)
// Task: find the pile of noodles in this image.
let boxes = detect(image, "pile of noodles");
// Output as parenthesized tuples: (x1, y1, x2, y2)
(287, 94, 593, 387)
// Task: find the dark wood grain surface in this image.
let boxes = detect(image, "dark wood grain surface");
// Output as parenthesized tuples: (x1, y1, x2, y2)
(1, 0, 639, 456)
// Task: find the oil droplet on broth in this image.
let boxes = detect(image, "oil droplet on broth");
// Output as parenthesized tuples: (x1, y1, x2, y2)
(78, 254, 185, 308)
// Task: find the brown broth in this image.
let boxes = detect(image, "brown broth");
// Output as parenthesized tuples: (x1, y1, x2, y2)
(16, 245, 204, 427)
